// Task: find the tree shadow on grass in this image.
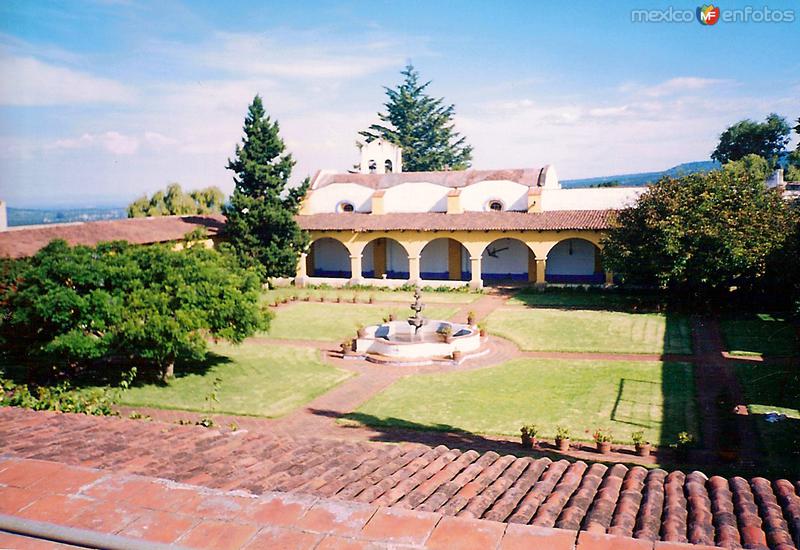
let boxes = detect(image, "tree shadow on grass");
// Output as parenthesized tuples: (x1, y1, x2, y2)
(510, 286, 668, 314)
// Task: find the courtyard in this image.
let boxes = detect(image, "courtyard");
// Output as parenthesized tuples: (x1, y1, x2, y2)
(22, 285, 790, 479)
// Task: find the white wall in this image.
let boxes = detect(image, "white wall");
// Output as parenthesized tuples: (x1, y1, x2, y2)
(481, 238, 529, 276)
(383, 182, 449, 212)
(359, 140, 402, 174)
(546, 239, 596, 275)
(420, 238, 450, 274)
(307, 183, 374, 213)
(313, 238, 350, 273)
(387, 239, 408, 273)
(459, 180, 529, 211)
(540, 187, 644, 211)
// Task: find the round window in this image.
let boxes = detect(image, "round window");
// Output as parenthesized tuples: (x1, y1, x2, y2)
(488, 200, 503, 211)
(338, 202, 355, 213)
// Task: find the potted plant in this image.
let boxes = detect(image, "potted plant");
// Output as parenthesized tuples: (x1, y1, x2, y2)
(478, 322, 487, 337)
(593, 428, 613, 454)
(368, 295, 375, 304)
(272, 300, 279, 308)
(303, 295, 311, 302)
(632, 430, 651, 457)
(281, 296, 289, 304)
(555, 426, 570, 452)
(520, 424, 539, 448)
(467, 310, 476, 325)
(351, 294, 358, 303)
(335, 296, 342, 303)
(437, 325, 453, 343)
(340, 339, 353, 356)
(673, 431, 695, 462)
(388, 313, 395, 321)
(319, 295, 325, 302)
(291, 294, 299, 301)
(357, 324, 367, 338)
(451, 350, 462, 362)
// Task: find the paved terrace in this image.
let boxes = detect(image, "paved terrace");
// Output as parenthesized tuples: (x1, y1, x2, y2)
(1, 407, 798, 549)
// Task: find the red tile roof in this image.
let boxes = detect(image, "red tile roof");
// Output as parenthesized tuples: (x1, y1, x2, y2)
(312, 168, 548, 190)
(2, 407, 798, 549)
(0, 215, 225, 259)
(297, 210, 613, 232)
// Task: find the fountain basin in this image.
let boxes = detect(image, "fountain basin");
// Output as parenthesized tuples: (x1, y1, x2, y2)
(355, 320, 481, 359)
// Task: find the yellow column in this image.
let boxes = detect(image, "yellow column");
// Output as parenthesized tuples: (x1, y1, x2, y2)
(469, 256, 483, 289)
(527, 248, 537, 283)
(448, 239, 462, 280)
(535, 258, 547, 287)
(349, 254, 363, 285)
(605, 270, 614, 286)
(295, 253, 308, 287)
(408, 255, 421, 285)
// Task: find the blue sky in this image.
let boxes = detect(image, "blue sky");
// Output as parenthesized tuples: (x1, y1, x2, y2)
(0, 0, 798, 208)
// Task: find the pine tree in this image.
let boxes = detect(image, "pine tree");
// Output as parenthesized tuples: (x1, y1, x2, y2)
(223, 95, 309, 279)
(360, 64, 472, 172)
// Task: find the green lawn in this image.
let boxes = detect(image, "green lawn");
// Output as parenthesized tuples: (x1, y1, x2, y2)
(720, 314, 798, 357)
(735, 362, 800, 477)
(486, 307, 692, 354)
(510, 288, 664, 311)
(120, 342, 352, 417)
(350, 358, 697, 446)
(263, 302, 459, 342)
(262, 287, 480, 305)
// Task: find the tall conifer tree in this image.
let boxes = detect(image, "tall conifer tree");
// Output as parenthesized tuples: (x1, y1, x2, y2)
(360, 64, 472, 171)
(223, 95, 308, 279)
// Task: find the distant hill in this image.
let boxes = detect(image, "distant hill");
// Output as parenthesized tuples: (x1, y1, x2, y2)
(7, 207, 127, 227)
(562, 161, 720, 188)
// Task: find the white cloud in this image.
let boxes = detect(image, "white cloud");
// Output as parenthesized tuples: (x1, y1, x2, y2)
(0, 54, 134, 106)
(49, 131, 139, 155)
(622, 76, 733, 98)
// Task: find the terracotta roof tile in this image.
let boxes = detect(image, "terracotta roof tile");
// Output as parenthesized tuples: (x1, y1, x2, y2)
(0, 215, 225, 259)
(2, 407, 799, 549)
(297, 210, 612, 232)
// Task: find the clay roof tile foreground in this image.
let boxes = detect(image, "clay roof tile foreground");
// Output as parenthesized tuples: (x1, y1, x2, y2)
(3, 408, 798, 550)
(0, 214, 225, 259)
(296, 210, 613, 232)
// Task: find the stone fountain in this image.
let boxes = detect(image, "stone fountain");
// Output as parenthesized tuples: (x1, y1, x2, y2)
(352, 287, 486, 366)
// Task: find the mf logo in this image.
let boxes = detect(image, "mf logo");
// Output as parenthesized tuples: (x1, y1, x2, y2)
(697, 4, 721, 24)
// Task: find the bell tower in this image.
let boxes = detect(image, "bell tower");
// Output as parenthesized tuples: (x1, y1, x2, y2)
(359, 140, 403, 174)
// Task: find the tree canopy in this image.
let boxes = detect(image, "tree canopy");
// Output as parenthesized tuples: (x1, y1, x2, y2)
(360, 64, 472, 172)
(127, 183, 225, 218)
(223, 95, 308, 279)
(601, 170, 797, 303)
(721, 154, 770, 182)
(1, 240, 269, 381)
(711, 113, 791, 166)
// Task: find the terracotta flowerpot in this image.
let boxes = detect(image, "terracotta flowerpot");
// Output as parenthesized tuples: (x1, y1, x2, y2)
(336, 297, 341, 303)
(520, 435, 536, 449)
(635, 443, 651, 457)
(556, 438, 570, 452)
(452, 351, 462, 362)
(303, 296, 310, 302)
(597, 441, 612, 454)
(479, 329, 487, 337)
(467, 316, 475, 326)
(388, 314, 395, 321)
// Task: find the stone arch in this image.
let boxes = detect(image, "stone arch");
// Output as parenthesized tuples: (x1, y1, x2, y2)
(420, 237, 471, 281)
(361, 237, 410, 279)
(480, 237, 535, 283)
(307, 237, 351, 278)
(545, 238, 604, 284)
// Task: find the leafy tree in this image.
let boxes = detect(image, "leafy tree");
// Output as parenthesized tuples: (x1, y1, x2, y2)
(1, 240, 269, 382)
(223, 95, 309, 279)
(721, 154, 770, 182)
(711, 113, 791, 166)
(601, 170, 797, 303)
(360, 64, 473, 171)
(127, 184, 225, 218)
(786, 117, 800, 181)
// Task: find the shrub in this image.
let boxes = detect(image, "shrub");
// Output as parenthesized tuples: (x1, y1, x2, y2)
(592, 428, 613, 443)
(555, 426, 570, 440)
(631, 430, 647, 446)
(520, 424, 539, 438)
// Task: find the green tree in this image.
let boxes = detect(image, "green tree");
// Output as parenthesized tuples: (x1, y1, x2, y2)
(223, 95, 309, 279)
(722, 154, 770, 182)
(711, 113, 791, 166)
(127, 184, 225, 218)
(601, 170, 797, 302)
(360, 64, 472, 172)
(1, 240, 269, 382)
(786, 117, 800, 181)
